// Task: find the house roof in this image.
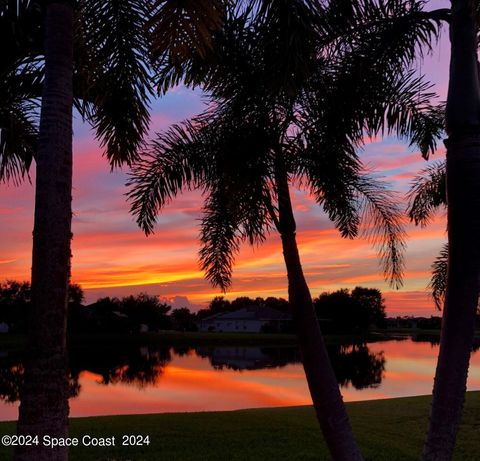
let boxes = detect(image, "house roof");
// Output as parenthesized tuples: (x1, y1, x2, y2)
(200, 306, 291, 322)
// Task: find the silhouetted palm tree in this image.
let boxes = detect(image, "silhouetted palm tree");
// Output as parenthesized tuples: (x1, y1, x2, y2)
(129, 2, 444, 459)
(2, 1, 223, 460)
(407, 1, 480, 457)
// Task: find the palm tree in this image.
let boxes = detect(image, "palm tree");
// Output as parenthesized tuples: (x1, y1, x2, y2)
(9, 4, 76, 460)
(0, 2, 233, 459)
(406, 2, 480, 458)
(128, 2, 444, 459)
(408, 156, 480, 460)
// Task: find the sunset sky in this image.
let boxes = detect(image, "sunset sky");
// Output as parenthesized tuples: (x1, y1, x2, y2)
(0, 8, 451, 316)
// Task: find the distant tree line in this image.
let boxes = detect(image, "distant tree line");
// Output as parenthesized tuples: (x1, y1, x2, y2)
(0, 280, 84, 333)
(0, 281, 200, 334)
(314, 287, 387, 333)
(1, 280, 388, 335)
(196, 296, 290, 318)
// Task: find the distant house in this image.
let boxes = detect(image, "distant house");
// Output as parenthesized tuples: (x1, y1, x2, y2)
(195, 346, 300, 370)
(197, 306, 292, 333)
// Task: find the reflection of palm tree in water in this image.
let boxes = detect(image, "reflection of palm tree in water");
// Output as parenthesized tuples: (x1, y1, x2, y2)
(328, 344, 385, 390)
(103, 347, 172, 388)
(0, 356, 80, 403)
(0, 343, 387, 401)
(0, 345, 173, 402)
(0, 360, 24, 403)
(195, 345, 385, 390)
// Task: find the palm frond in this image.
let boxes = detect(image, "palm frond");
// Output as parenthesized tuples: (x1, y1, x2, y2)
(406, 160, 446, 226)
(78, 0, 153, 167)
(0, 1, 43, 62)
(129, 99, 274, 289)
(354, 174, 406, 288)
(320, 60, 444, 159)
(0, 98, 37, 184)
(149, 0, 226, 64)
(254, 0, 318, 96)
(428, 243, 448, 310)
(406, 103, 445, 160)
(295, 139, 362, 239)
(154, 6, 259, 98)
(367, 73, 444, 159)
(0, 64, 41, 184)
(199, 169, 272, 290)
(311, 0, 446, 159)
(321, 0, 445, 64)
(127, 120, 211, 234)
(295, 131, 406, 287)
(149, 0, 235, 95)
(199, 185, 242, 291)
(0, 1, 43, 184)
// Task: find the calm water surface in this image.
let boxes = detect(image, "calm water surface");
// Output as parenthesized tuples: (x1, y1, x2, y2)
(0, 338, 479, 421)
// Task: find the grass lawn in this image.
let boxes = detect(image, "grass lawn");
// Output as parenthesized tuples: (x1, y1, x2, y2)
(0, 330, 397, 349)
(0, 392, 479, 460)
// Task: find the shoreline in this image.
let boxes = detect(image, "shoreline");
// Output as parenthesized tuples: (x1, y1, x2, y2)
(1, 328, 467, 349)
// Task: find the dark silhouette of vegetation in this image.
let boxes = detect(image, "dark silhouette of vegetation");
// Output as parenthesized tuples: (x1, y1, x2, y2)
(408, 165, 480, 311)
(3, 0, 465, 459)
(0, 341, 386, 407)
(2, 1, 225, 458)
(0, 281, 84, 334)
(121, 294, 172, 331)
(2, 286, 296, 335)
(170, 308, 198, 332)
(69, 344, 172, 389)
(0, 281, 30, 333)
(386, 316, 443, 331)
(0, 352, 80, 407)
(0, 344, 171, 404)
(404, 3, 480, 457)
(329, 343, 385, 390)
(195, 343, 385, 390)
(421, 1, 480, 457)
(314, 287, 387, 333)
(407, 161, 448, 309)
(197, 296, 290, 319)
(128, 2, 446, 458)
(0, 354, 24, 404)
(76, 294, 172, 334)
(2, 1, 156, 458)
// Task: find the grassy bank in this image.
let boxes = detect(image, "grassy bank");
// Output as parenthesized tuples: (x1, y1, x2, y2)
(0, 330, 398, 349)
(0, 393, 479, 460)
(72, 331, 300, 346)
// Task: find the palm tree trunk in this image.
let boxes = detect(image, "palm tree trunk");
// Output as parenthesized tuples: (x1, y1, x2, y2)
(274, 156, 363, 461)
(423, 1, 480, 460)
(14, 3, 73, 461)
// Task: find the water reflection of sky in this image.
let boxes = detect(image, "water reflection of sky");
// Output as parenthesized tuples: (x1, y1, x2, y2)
(1, 340, 479, 421)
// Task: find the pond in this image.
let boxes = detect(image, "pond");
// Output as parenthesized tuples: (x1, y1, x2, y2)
(0, 337, 479, 421)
